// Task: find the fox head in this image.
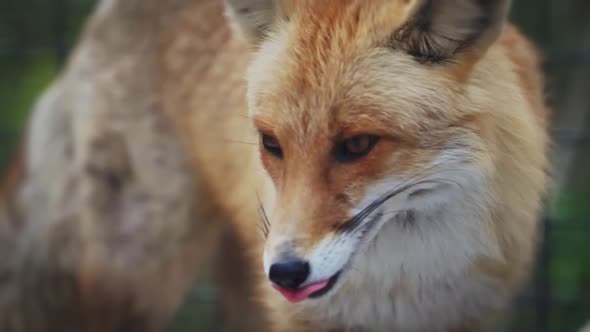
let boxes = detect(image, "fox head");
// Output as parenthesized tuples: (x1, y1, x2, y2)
(226, 0, 541, 313)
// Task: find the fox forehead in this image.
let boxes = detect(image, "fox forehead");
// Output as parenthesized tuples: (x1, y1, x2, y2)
(279, 0, 418, 50)
(247, 2, 468, 140)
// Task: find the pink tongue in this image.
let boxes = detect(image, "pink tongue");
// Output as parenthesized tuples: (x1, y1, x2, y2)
(272, 279, 330, 303)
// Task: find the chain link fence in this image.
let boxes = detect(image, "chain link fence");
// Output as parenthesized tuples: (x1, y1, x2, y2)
(1, 0, 589, 331)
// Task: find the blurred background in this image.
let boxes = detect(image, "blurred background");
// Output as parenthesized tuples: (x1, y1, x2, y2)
(0, 0, 589, 331)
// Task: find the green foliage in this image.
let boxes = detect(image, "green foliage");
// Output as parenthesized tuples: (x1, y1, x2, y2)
(0, 53, 57, 126)
(0, 53, 58, 168)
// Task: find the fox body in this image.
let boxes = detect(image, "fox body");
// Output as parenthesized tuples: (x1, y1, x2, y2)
(1, 0, 548, 331)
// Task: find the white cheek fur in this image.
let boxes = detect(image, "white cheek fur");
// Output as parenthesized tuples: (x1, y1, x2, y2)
(296, 152, 503, 330)
(263, 248, 271, 278)
(348, 153, 501, 285)
(305, 234, 359, 285)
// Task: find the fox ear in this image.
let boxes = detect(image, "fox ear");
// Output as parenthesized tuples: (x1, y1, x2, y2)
(395, 0, 512, 63)
(225, 0, 280, 43)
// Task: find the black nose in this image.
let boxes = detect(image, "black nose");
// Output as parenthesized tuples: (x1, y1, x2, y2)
(269, 260, 310, 290)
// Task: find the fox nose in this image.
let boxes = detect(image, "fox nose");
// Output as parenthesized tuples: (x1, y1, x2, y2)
(269, 260, 310, 290)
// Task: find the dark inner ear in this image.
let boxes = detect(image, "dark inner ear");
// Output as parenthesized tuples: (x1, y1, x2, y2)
(392, 0, 511, 64)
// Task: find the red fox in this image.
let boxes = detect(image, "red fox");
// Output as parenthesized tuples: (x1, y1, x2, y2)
(208, 0, 549, 331)
(1, 0, 549, 331)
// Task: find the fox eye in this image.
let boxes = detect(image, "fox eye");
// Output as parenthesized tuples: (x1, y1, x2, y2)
(261, 133, 283, 159)
(333, 135, 380, 162)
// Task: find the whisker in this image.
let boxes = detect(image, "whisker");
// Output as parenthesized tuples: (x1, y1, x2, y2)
(257, 223, 268, 239)
(262, 206, 271, 232)
(223, 139, 258, 146)
(257, 207, 269, 238)
(256, 192, 271, 238)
